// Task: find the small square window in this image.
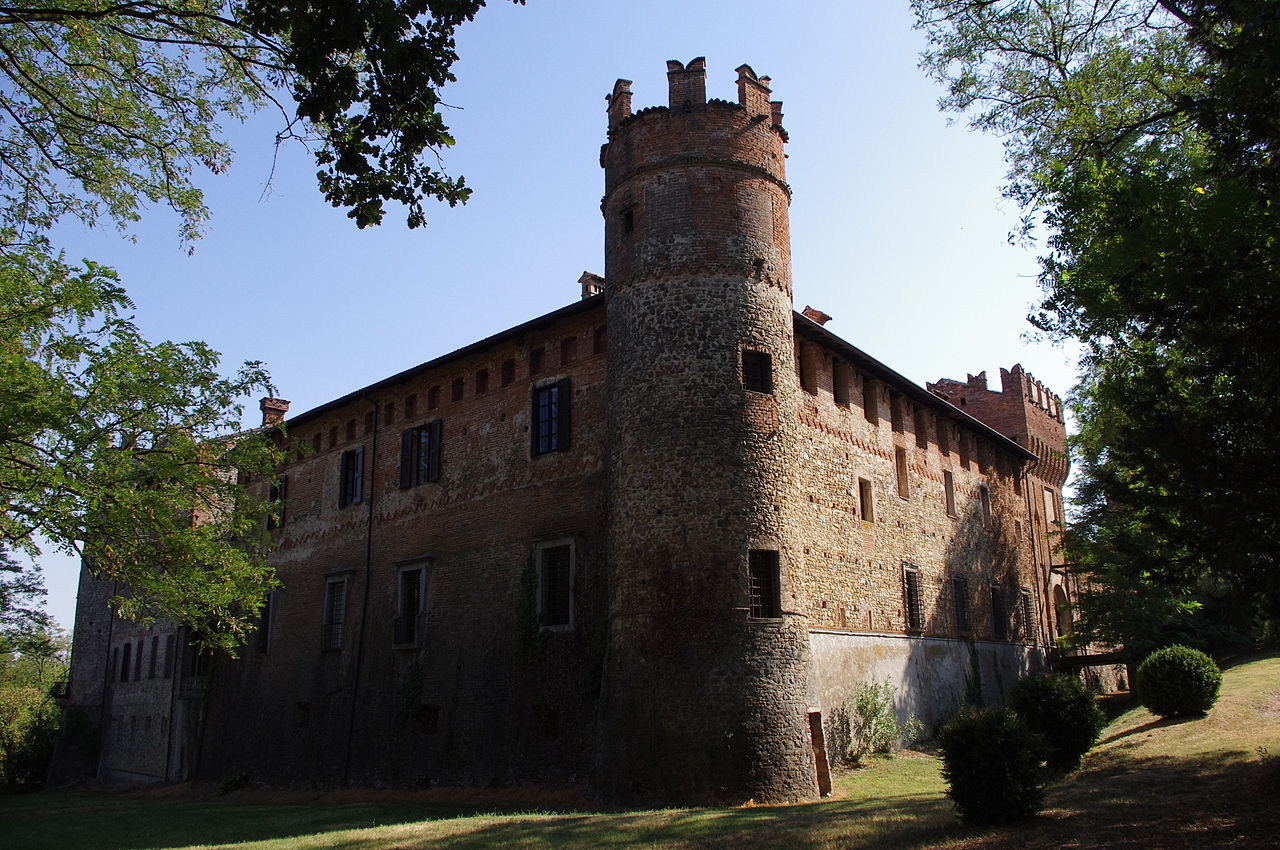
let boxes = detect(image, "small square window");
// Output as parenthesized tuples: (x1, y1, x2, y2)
(742, 349, 772, 393)
(500, 359, 516, 388)
(560, 337, 577, 366)
(427, 385, 441, 410)
(748, 550, 782, 619)
(529, 347, 545, 376)
(593, 325, 607, 355)
(451, 377, 464, 402)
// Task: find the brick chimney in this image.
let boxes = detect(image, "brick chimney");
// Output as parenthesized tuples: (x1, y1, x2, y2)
(259, 397, 290, 427)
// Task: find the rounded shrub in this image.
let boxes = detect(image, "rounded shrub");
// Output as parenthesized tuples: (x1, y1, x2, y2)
(1008, 672, 1106, 773)
(937, 707, 1047, 824)
(1136, 644, 1223, 717)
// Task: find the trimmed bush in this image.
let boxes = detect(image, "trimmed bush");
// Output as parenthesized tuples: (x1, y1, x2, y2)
(937, 707, 1047, 824)
(1136, 644, 1223, 717)
(1008, 672, 1106, 773)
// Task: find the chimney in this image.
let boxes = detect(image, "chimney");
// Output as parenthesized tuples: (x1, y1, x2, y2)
(802, 305, 832, 326)
(606, 78, 633, 131)
(736, 64, 772, 118)
(666, 57, 707, 110)
(260, 397, 290, 427)
(579, 271, 606, 299)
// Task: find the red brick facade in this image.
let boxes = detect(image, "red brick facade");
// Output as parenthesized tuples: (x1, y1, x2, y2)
(59, 59, 1069, 802)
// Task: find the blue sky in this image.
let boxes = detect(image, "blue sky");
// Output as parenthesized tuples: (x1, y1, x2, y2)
(36, 1, 1080, 630)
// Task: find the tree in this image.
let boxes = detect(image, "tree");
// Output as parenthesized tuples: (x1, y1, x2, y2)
(0, 624, 69, 785)
(1, 1, 517, 652)
(912, 1, 1280, 642)
(0, 545, 50, 656)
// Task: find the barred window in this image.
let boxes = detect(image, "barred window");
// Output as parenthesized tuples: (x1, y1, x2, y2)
(742, 349, 772, 393)
(748, 550, 782, 619)
(323, 578, 348, 650)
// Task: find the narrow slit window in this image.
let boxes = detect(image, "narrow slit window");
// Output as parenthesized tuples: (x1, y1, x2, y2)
(895, 448, 910, 499)
(943, 470, 956, 517)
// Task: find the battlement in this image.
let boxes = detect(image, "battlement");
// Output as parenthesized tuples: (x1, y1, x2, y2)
(1000, 363, 1063, 422)
(605, 58, 785, 134)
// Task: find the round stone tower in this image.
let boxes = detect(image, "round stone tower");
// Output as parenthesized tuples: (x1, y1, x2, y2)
(595, 59, 818, 804)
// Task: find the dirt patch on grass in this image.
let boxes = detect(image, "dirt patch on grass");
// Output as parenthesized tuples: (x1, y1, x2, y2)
(1260, 689, 1280, 718)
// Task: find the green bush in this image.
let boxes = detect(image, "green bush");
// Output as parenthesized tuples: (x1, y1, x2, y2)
(1136, 644, 1223, 717)
(937, 707, 1046, 824)
(831, 679, 923, 765)
(1008, 672, 1106, 773)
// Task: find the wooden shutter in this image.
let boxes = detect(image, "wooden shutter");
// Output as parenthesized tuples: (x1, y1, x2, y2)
(427, 420, 442, 482)
(399, 429, 415, 489)
(557, 378, 572, 452)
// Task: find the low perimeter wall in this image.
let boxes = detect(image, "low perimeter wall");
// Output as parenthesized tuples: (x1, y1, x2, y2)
(809, 630, 1048, 734)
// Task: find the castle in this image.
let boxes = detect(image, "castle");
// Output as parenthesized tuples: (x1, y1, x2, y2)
(57, 59, 1072, 804)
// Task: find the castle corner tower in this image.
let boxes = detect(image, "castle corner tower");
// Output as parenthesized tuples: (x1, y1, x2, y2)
(595, 59, 819, 804)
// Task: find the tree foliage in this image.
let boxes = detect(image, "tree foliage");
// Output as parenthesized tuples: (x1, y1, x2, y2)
(2, 249, 282, 651)
(913, 1, 1280, 639)
(0, 2, 515, 651)
(0, 1, 516, 238)
(0, 624, 68, 785)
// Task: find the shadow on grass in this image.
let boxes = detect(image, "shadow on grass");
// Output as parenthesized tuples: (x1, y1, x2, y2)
(309, 790, 966, 850)
(0, 793, 506, 850)
(1095, 713, 1198, 748)
(952, 749, 1280, 850)
(2, 782, 965, 850)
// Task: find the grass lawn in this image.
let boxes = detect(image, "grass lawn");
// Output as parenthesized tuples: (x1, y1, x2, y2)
(4, 654, 1277, 849)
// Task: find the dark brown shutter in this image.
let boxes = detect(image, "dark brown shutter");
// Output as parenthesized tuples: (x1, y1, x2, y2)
(557, 378, 572, 452)
(399, 429, 415, 489)
(427, 420, 442, 482)
(352, 445, 364, 504)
